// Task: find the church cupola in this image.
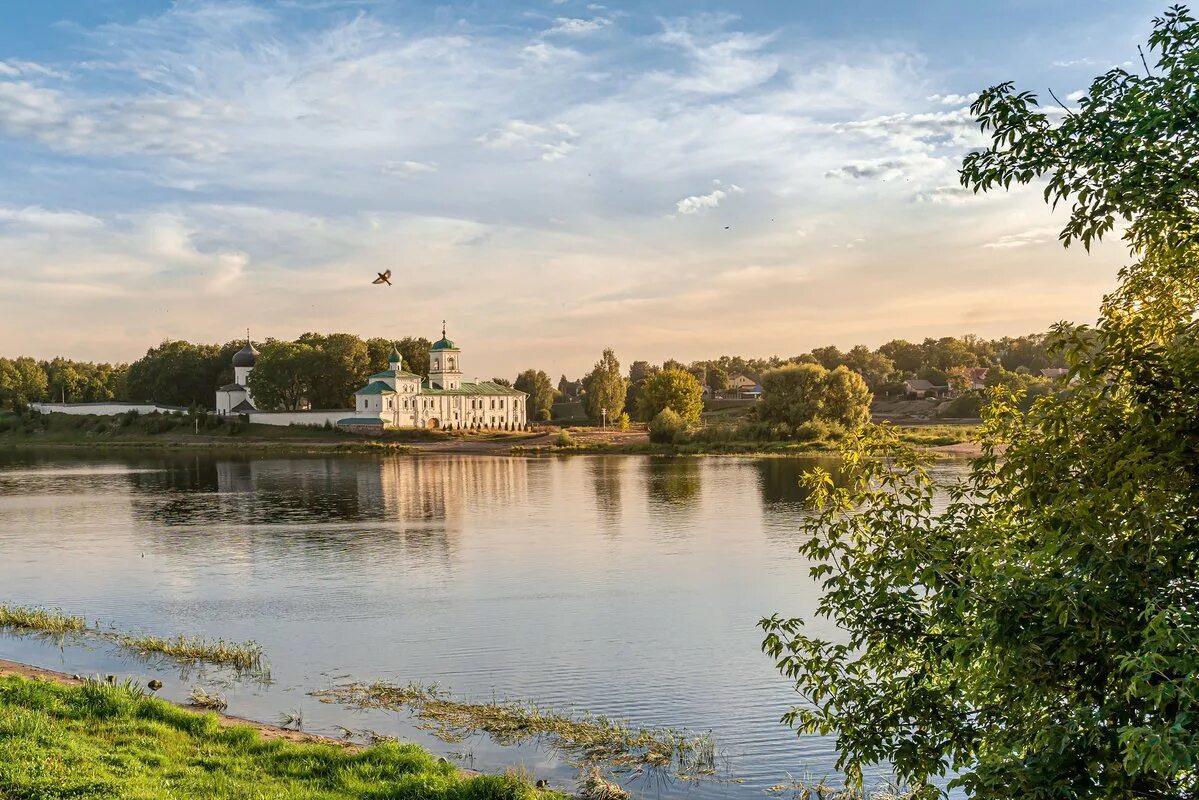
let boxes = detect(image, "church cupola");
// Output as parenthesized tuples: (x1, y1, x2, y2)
(428, 321, 461, 390)
(388, 344, 404, 372)
(232, 332, 258, 386)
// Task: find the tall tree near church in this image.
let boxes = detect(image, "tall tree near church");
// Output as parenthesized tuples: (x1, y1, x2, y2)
(762, 10, 1199, 799)
(582, 349, 627, 424)
(246, 341, 317, 411)
(514, 369, 555, 421)
(296, 332, 372, 408)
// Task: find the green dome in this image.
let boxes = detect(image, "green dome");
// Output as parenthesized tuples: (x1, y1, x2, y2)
(431, 336, 457, 351)
(388, 345, 403, 364)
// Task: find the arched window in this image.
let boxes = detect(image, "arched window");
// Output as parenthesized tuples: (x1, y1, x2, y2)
(433, 359, 440, 370)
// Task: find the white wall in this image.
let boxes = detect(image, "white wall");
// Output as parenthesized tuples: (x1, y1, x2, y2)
(245, 410, 353, 427)
(31, 402, 187, 416)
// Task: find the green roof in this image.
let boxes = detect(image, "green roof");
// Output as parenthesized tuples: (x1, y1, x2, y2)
(354, 381, 396, 396)
(368, 369, 422, 380)
(388, 345, 403, 364)
(431, 336, 457, 351)
(337, 417, 385, 426)
(418, 380, 525, 396)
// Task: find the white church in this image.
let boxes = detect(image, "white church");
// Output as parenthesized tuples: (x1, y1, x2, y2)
(215, 327, 527, 431)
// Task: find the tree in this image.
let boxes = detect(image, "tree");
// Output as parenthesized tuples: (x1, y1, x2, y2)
(625, 360, 658, 415)
(648, 408, 684, 444)
(878, 339, 924, 374)
(758, 363, 828, 428)
(514, 369, 555, 421)
(582, 349, 627, 424)
(246, 341, 317, 411)
(0, 357, 48, 409)
(809, 345, 845, 370)
(763, 13, 1199, 799)
(635, 368, 704, 424)
(125, 340, 223, 407)
(491, 377, 513, 387)
(820, 366, 871, 428)
(296, 332, 372, 409)
(707, 366, 729, 395)
(842, 345, 895, 390)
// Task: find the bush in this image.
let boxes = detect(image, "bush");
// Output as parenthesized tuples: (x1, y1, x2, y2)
(555, 429, 574, 447)
(794, 420, 834, 442)
(940, 394, 984, 418)
(648, 408, 684, 443)
(615, 412, 631, 431)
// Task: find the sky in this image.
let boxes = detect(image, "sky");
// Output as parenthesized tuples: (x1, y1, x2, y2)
(0, 0, 1166, 378)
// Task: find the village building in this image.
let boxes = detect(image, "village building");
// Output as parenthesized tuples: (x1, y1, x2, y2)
(215, 338, 259, 415)
(341, 327, 527, 432)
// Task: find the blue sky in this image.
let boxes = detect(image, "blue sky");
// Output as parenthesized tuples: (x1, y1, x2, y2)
(0, 0, 1164, 376)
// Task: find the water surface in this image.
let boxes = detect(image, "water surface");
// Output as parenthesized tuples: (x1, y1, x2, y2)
(0, 450, 965, 798)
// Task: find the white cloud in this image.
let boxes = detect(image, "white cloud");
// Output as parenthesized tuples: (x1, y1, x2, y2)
(927, 92, 978, 105)
(382, 160, 439, 175)
(983, 226, 1061, 249)
(478, 120, 578, 161)
(674, 179, 744, 214)
(656, 18, 778, 94)
(546, 17, 610, 35)
(0, 205, 104, 231)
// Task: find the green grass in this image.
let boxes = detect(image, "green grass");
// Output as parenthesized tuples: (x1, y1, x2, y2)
(0, 674, 563, 800)
(0, 604, 88, 634)
(892, 424, 980, 447)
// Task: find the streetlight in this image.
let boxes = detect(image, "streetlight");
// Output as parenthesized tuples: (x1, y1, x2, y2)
(601, 407, 607, 429)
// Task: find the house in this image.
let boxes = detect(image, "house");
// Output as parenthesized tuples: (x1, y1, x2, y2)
(904, 378, 946, 399)
(345, 326, 527, 431)
(728, 374, 756, 392)
(739, 383, 764, 400)
(966, 367, 989, 391)
(1040, 367, 1068, 380)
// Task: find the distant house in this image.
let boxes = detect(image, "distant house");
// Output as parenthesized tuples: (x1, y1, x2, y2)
(1041, 367, 1069, 380)
(904, 378, 946, 399)
(728, 374, 756, 391)
(741, 383, 764, 400)
(966, 367, 989, 391)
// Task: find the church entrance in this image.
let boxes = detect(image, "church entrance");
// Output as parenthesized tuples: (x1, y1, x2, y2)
(427, 418, 440, 429)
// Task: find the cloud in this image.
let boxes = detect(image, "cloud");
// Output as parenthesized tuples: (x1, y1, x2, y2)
(982, 226, 1061, 249)
(926, 92, 978, 105)
(656, 17, 778, 94)
(824, 159, 910, 180)
(382, 160, 439, 176)
(0, 205, 104, 231)
(913, 185, 977, 205)
(1051, 57, 1097, 68)
(478, 119, 578, 161)
(546, 17, 610, 35)
(674, 179, 743, 214)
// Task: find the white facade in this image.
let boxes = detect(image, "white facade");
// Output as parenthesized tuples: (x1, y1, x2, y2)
(216, 340, 260, 415)
(348, 332, 527, 430)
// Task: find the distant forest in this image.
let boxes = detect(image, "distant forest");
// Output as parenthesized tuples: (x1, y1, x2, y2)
(0, 331, 1068, 412)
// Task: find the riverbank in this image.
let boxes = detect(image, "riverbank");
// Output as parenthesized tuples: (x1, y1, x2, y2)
(0, 658, 559, 800)
(0, 411, 982, 458)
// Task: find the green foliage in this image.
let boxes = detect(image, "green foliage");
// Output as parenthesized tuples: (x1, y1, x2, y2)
(764, 13, 1199, 799)
(294, 332, 372, 409)
(938, 393, 983, 418)
(514, 369, 556, 422)
(246, 341, 318, 411)
(615, 412, 631, 431)
(125, 340, 224, 407)
(759, 364, 827, 428)
(648, 408, 684, 443)
(706, 365, 729, 393)
(0, 674, 563, 800)
(0, 357, 49, 409)
(635, 369, 704, 423)
(820, 367, 872, 428)
(582, 349, 627, 424)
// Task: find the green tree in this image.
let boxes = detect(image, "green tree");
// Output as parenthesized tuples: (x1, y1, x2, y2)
(820, 366, 871, 429)
(809, 345, 845, 370)
(707, 365, 729, 395)
(125, 340, 223, 407)
(625, 360, 658, 415)
(878, 339, 924, 374)
(758, 363, 828, 428)
(514, 369, 555, 421)
(0, 357, 48, 408)
(246, 341, 317, 411)
(635, 368, 704, 424)
(763, 12, 1199, 799)
(842, 345, 895, 390)
(648, 407, 684, 444)
(296, 332, 372, 409)
(582, 349, 627, 424)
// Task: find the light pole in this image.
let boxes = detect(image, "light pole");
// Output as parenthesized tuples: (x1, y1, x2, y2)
(601, 407, 607, 429)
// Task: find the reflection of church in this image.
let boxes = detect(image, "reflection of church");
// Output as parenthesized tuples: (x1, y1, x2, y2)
(344, 325, 527, 431)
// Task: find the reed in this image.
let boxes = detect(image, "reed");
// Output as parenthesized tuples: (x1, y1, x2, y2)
(0, 604, 88, 634)
(314, 681, 726, 781)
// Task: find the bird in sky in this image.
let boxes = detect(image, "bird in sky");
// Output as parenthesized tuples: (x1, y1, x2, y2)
(373, 269, 392, 286)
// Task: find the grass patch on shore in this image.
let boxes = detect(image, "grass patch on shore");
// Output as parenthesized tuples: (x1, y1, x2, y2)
(0, 674, 564, 800)
(315, 681, 723, 781)
(0, 602, 269, 678)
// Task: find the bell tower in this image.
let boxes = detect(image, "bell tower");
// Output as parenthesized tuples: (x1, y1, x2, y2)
(428, 321, 462, 390)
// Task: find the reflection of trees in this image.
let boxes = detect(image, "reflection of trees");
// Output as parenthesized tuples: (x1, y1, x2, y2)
(752, 457, 850, 506)
(586, 457, 624, 533)
(644, 459, 702, 509)
(121, 454, 530, 573)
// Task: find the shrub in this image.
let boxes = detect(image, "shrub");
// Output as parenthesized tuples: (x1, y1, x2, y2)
(615, 412, 631, 431)
(793, 420, 834, 442)
(649, 408, 684, 443)
(555, 429, 574, 447)
(940, 394, 984, 418)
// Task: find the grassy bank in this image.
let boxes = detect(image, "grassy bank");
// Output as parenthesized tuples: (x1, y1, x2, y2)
(0, 673, 562, 800)
(0, 410, 423, 452)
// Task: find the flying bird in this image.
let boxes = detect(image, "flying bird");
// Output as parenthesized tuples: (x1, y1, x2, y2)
(373, 269, 392, 286)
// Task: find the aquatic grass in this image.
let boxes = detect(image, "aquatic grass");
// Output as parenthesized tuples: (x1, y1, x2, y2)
(0, 602, 270, 679)
(188, 686, 228, 711)
(0, 603, 88, 634)
(314, 681, 728, 782)
(0, 674, 566, 800)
